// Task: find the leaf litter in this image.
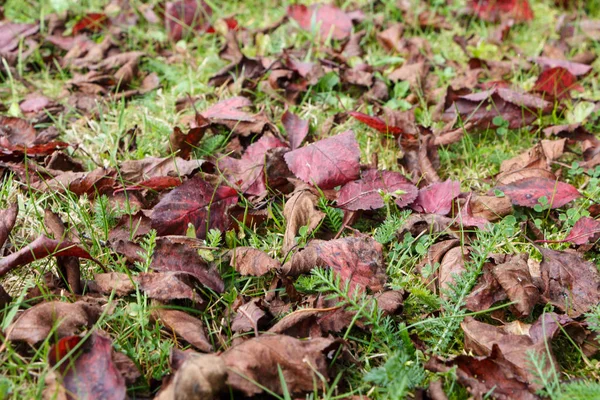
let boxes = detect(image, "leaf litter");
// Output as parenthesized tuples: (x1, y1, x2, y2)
(1, 0, 600, 398)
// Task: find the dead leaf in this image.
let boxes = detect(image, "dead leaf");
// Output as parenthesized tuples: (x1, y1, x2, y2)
(492, 254, 540, 317)
(164, 0, 212, 41)
(201, 97, 275, 137)
(229, 247, 279, 276)
(411, 180, 461, 215)
(563, 217, 600, 245)
(155, 353, 226, 399)
(348, 111, 404, 136)
(152, 308, 213, 352)
(533, 57, 592, 76)
(466, 263, 508, 312)
(532, 67, 583, 100)
(47, 333, 126, 400)
(0, 202, 17, 249)
(287, 4, 353, 41)
(119, 157, 205, 184)
(150, 176, 238, 239)
(470, 0, 534, 23)
(282, 190, 325, 253)
(539, 247, 600, 317)
(494, 177, 580, 208)
(222, 334, 340, 396)
(151, 236, 224, 293)
(284, 130, 360, 189)
(7, 300, 101, 345)
(282, 110, 309, 150)
(337, 169, 418, 211)
(439, 246, 468, 299)
(230, 298, 268, 334)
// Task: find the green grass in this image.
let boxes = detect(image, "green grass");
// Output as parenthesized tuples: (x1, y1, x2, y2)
(1, 0, 600, 398)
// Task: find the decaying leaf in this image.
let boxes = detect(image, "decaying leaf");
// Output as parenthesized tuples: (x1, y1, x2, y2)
(282, 110, 309, 150)
(282, 190, 325, 253)
(152, 308, 213, 352)
(229, 247, 279, 276)
(288, 4, 354, 41)
(494, 177, 580, 208)
(0, 202, 18, 249)
(563, 217, 600, 245)
(492, 253, 540, 317)
(411, 180, 461, 215)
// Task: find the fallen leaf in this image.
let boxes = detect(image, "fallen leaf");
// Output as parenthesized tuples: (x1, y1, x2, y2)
(282, 110, 309, 150)
(0, 202, 17, 249)
(150, 176, 238, 239)
(155, 353, 226, 399)
(426, 345, 538, 400)
(48, 333, 126, 400)
(539, 247, 600, 317)
(0, 116, 36, 147)
(152, 308, 213, 352)
(470, 0, 534, 23)
(222, 334, 340, 396)
(7, 300, 101, 345)
(230, 299, 268, 333)
(138, 272, 205, 304)
(229, 247, 279, 276)
(0, 22, 38, 54)
(348, 111, 403, 135)
(411, 180, 461, 215)
(288, 4, 353, 41)
(533, 57, 592, 76)
(563, 217, 600, 245)
(282, 190, 325, 253)
(284, 235, 386, 292)
(72, 13, 108, 35)
(169, 119, 209, 160)
(492, 253, 540, 317)
(284, 130, 360, 189)
(337, 169, 418, 210)
(466, 263, 508, 312)
(0, 236, 97, 278)
(201, 97, 274, 137)
(443, 87, 552, 129)
(217, 134, 288, 196)
(164, 0, 212, 41)
(439, 246, 468, 298)
(532, 67, 583, 100)
(494, 177, 580, 208)
(151, 236, 224, 293)
(118, 157, 205, 184)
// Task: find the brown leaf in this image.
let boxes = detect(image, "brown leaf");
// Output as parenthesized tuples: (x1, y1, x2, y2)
(155, 353, 226, 400)
(118, 157, 205, 184)
(0, 116, 36, 147)
(282, 190, 325, 253)
(439, 246, 468, 299)
(230, 298, 268, 334)
(201, 97, 274, 137)
(533, 56, 592, 76)
(169, 123, 209, 160)
(466, 263, 508, 312)
(47, 333, 126, 400)
(0, 236, 97, 278)
(492, 254, 540, 317)
(222, 334, 340, 396)
(151, 236, 224, 293)
(0, 202, 17, 249)
(7, 300, 101, 345)
(539, 247, 600, 317)
(284, 130, 361, 189)
(470, 194, 513, 222)
(283, 235, 386, 292)
(152, 308, 213, 352)
(229, 247, 279, 276)
(91, 272, 136, 296)
(138, 272, 205, 304)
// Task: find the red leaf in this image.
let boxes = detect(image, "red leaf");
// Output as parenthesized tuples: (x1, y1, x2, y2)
(150, 176, 238, 238)
(164, 0, 213, 41)
(532, 67, 583, 100)
(411, 180, 461, 215)
(48, 334, 126, 400)
(348, 111, 403, 135)
(206, 17, 239, 33)
(533, 57, 592, 77)
(337, 169, 418, 211)
(563, 217, 600, 245)
(201, 96, 254, 121)
(471, 0, 534, 23)
(287, 4, 353, 41)
(72, 13, 109, 36)
(218, 134, 288, 196)
(494, 177, 580, 208)
(0, 236, 96, 278)
(284, 130, 360, 189)
(115, 176, 183, 194)
(151, 236, 224, 292)
(282, 110, 309, 150)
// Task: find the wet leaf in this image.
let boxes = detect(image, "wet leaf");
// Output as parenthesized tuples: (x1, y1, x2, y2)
(284, 130, 360, 189)
(532, 67, 583, 100)
(150, 176, 238, 239)
(494, 177, 580, 208)
(563, 217, 600, 245)
(337, 169, 418, 211)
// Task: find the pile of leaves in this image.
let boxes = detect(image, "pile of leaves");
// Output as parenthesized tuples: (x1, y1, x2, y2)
(1, 0, 600, 399)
